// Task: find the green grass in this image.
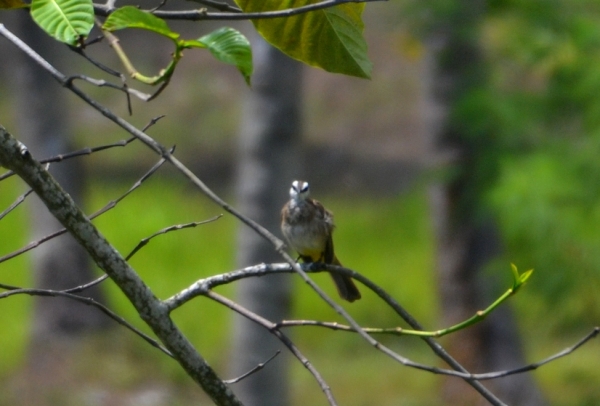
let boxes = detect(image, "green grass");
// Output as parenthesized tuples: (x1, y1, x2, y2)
(0, 177, 34, 376)
(1, 175, 599, 405)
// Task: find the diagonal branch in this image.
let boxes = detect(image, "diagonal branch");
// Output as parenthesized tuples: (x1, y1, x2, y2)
(0, 188, 33, 220)
(0, 285, 173, 357)
(0, 126, 242, 406)
(125, 216, 222, 260)
(0, 144, 172, 264)
(206, 291, 337, 406)
(0, 24, 503, 405)
(223, 351, 280, 384)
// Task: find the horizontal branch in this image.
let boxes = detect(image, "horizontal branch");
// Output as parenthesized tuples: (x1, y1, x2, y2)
(94, 0, 385, 21)
(277, 320, 600, 380)
(166, 262, 599, 383)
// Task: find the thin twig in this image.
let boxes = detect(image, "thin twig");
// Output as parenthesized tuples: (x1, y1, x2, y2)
(167, 263, 599, 382)
(469, 326, 600, 380)
(0, 126, 242, 405)
(0, 286, 173, 357)
(148, 0, 168, 12)
(62, 274, 110, 294)
(278, 319, 403, 334)
(125, 216, 223, 260)
(224, 351, 280, 384)
(0, 133, 141, 181)
(0, 188, 33, 220)
(83, 35, 105, 47)
(67, 74, 151, 103)
(206, 291, 337, 406)
(69, 45, 123, 78)
(189, 0, 241, 12)
(0, 23, 503, 406)
(0, 145, 173, 264)
(276, 319, 600, 379)
(94, 0, 385, 21)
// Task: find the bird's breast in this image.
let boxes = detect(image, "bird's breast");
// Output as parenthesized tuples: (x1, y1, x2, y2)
(282, 220, 328, 258)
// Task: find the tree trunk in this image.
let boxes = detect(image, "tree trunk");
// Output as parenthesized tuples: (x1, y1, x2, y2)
(425, 1, 547, 405)
(229, 35, 303, 406)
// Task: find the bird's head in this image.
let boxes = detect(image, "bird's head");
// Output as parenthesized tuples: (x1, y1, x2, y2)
(290, 180, 310, 202)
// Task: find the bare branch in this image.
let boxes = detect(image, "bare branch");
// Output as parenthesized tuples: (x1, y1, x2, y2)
(168, 262, 598, 386)
(0, 188, 33, 220)
(0, 137, 134, 182)
(0, 127, 242, 406)
(94, 0, 385, 21)
(278, 319, 403, 334)
(206, 291, 337, 406)
(276, 319, 600, 380)
(224, 351, 280, 384)
(62, 274, 110, 294)
(148, 0, 169, 12)
(0, 285, 173, 357)
(188, 0, 241, 12)
(0, 25, 502, 405)
(469, 326, 600, 380)
(64, 213, 220, 295)
(67, 74, 152, 104)
(164, 263, 292, 310)
(0, 145, 172, 264)
(68, 44, 123, 78)
(125, 216, 223, 260)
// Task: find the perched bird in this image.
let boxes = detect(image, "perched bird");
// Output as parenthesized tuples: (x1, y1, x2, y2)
(281, 180, 361, 302)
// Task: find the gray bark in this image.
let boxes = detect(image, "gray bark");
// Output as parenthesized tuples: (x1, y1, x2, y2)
(229, 35, 303, 406)
(0, 126, 243, 406)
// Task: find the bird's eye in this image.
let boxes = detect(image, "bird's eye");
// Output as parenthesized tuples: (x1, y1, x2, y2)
(300, 183, 309, 193)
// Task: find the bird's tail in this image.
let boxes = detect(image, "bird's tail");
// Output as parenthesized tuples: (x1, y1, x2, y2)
(330, 255, 361, 302)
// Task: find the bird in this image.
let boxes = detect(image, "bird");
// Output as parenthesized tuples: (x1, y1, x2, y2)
(281, 180, 361, 302)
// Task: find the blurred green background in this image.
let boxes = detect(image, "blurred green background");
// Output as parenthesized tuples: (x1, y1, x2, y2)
(2, 0, 600, 404)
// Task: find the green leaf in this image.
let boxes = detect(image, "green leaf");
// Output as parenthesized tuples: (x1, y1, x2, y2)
(186, 27, 253, 85)
(511, 263, 519, 281)
(235, 0, 371, 78)
(103, 6, 179, 40)
(30, 0, 93, 45)
(519, 269, 534, 285)
(510, 263, 534, 291)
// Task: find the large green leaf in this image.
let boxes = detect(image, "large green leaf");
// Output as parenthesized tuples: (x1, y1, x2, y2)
(185, 27, 253, 85)
(102, 6, 179, 40)
(235, 0, 371, 78)
(30, 0, 93, 45)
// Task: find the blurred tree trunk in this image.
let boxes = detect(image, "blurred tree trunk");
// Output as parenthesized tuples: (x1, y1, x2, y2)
(426, 1, 546, 405)
(229, 35, 303, 406)
(9, 11, 110, 390)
